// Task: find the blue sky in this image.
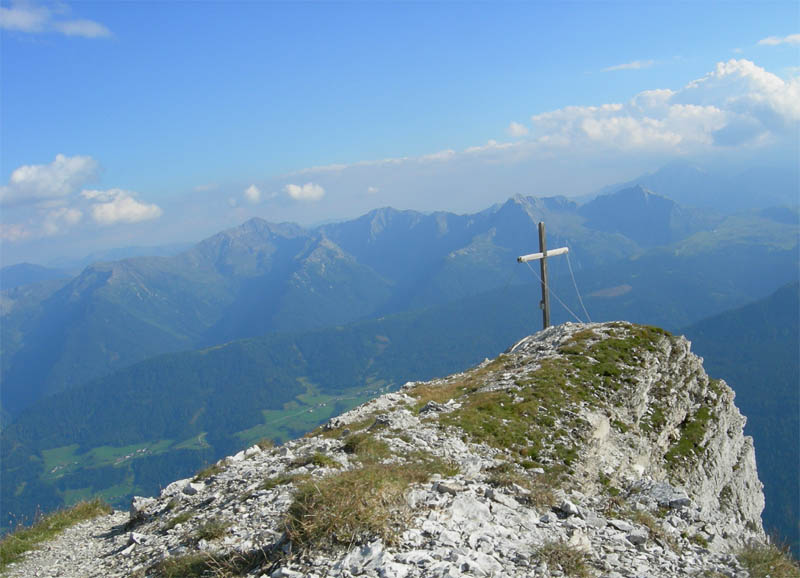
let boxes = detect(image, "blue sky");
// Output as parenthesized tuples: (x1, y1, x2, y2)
(1, 1, 798, 265)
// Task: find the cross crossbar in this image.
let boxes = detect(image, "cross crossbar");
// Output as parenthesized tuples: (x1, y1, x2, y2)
(516, 246, 569, 263)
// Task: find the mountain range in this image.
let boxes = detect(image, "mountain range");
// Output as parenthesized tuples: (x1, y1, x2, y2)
(3, 186, 797, 416)
(1, 183, 797, 552)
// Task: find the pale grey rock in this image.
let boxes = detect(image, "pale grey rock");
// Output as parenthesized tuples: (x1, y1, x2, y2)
(182, 482, 205, 495)
(3, 322, 770, 578)
(437, 481, 464, 496)
(608, 519, 634, 532)
(627, 528, 649, 545)
(559, 499, 581, 517)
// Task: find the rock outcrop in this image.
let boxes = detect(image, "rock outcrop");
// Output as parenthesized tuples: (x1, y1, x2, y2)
(4, 322, 769, 577)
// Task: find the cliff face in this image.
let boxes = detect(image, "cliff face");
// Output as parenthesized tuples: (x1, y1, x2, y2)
(4, 322, 767, 578)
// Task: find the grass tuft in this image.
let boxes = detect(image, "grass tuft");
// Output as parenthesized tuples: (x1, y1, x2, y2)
(152, 553, 216, 578)
(163, 511, 193, 531)
(486, 462, 557, 508)
(193, 462, 224, 481)
(292, 451, 341, 469)
(0, 498, 111, 570)
(342, 432, 391, 461)
(194, 518, 230, 542)
(737, 543, 800, 578)
(535, 540, 591, 577)
(285, 456, 456, 549)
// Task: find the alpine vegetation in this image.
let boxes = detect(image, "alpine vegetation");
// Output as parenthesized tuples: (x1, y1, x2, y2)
(4, 322, 795, 578)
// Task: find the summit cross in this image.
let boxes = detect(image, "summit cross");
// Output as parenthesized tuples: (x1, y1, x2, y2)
(517, 221, 569, 330)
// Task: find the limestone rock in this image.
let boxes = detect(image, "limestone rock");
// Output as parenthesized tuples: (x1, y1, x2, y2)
(3, 322, 770, 578)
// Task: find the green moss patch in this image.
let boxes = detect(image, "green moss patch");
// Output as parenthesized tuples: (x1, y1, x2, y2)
(665, 406, 713, 464)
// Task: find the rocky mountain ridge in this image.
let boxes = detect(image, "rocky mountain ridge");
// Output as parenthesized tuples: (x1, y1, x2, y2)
(3, 322, 769, 577)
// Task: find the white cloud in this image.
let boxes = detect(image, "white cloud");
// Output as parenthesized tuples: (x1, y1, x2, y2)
(43, 207, 82, 235)
(758, 34, 800, 46)
(0, 154, 99, 205)
(243, 184, 261, 203)
(602, 60, 655, 72)
(367, 186, 379, 194)
(529, 59, 798, 152)
(0, 1, 111, 38)
(508, 121, 529, 137)
(420, 149, 456, 162)
(284, 182, 325, 201)
(55, 19, 111, 38)
(464, 139, 514, 154)
(82, 189, 163, 225)
(0, 1, 48, 32)
(0, 223, 31, 242)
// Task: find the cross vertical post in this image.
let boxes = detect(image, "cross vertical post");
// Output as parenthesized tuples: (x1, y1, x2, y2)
(538, 221, 550, 329)
(517, 222, 569, 331)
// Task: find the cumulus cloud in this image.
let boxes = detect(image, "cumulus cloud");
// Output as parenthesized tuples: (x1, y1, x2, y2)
(82, 189, 163, 225)
(243, 184, 261, 204)
(0, 1, 111, 37)
(284, 182, 325, 201)
(758, 34, 800, 46)
(529, 59, 798, 152)
(508, 121, 529, 137)
(420, 149, 456, 162)
(602, 60, 655, 72)
(464, 140, 515, 155)
(0, 1, 48, 32)
(0, 154, 99, 205)
(0, 223, 31, 242)
(55, 19, 111, 38)
(42, 207, 82, 235)
(0, 1, 110, 37)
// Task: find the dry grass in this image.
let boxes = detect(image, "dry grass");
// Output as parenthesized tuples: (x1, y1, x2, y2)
(630, 510, 678, 552)
(285, 456, 456, 549)
(341, 432, 391, 460)
(485, 462, 557, 508)
(407, 355, 511, 410)
(194, 518, 230, 542)
(0, 499, 112, 570)
(737, 543, 800, 578)
(193, 462, 224, 481)
(291, 451, 341, 469)
(535, 540, 591, 577)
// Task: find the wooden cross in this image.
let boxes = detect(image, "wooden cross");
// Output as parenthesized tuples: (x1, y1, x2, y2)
(517, 222, 569, 330)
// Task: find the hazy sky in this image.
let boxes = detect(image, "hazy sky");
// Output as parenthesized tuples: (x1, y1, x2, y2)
(1, 1, 798, 265)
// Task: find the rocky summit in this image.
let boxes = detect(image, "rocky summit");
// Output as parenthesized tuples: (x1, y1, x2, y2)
(5, 322, 771, 577)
